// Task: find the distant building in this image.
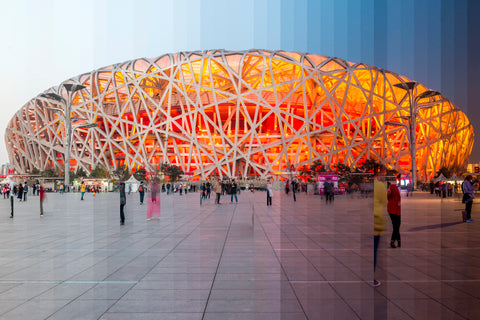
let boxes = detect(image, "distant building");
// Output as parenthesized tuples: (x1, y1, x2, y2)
(5, 50, 474, 180)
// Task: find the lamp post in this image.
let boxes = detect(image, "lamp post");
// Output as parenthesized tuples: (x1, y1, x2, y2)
(39, 84, 91, 191)
(385, 81, 442, 190)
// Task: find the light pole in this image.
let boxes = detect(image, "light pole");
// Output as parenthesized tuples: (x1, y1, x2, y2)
(385, 81, 442, 190)
(39, 84, 92, 191)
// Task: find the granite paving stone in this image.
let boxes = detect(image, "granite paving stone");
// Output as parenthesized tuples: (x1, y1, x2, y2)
(0, 190, 477, 319)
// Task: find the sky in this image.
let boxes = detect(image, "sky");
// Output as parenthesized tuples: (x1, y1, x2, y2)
(1, 0, 479, 165)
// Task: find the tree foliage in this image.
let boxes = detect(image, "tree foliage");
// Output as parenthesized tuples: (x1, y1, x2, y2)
(310, 160, 326, 175)
(133, 168, 147, 182)
(112, 166, 130, 181)
(90, 165, 110, 179)
(436, 166, 453, 179)
(41, 168, 59, 177)
(298, 165, 312, 182)
(163, 164, 184, 182)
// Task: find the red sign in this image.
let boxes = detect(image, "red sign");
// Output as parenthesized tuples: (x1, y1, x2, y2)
(8, 169, 14, 175)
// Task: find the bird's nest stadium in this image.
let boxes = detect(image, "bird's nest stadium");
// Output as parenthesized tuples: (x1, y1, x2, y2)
(5, 49, 474, 180)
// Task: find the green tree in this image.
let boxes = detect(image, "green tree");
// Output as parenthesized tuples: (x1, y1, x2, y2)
(31, 168, 40, 175)
(112, 166, 130, 181)
(41, 168, 58, 177)
(76, 167, 88, 178)
(90, 165, 110, 179)
(165, 164, 184, 182)
(134, 168, 147, 182)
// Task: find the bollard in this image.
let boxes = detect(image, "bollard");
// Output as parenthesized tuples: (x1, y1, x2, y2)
(10, 195, 14, 218)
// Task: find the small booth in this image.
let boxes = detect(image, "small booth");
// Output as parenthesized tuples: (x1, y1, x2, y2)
(125, 175, 140, 193)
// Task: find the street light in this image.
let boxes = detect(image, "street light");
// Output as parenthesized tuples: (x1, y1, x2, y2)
(39, 84, 93, 191)
(385, 81, 442, 190)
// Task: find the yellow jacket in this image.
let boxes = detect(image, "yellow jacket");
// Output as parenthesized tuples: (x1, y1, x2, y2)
(374, 180, 387, 236)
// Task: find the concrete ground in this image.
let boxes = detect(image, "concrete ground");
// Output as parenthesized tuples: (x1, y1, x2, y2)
(0, 189, 478, 319)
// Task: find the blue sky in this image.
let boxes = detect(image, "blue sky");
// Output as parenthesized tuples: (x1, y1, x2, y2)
(1, 0, 479, 164)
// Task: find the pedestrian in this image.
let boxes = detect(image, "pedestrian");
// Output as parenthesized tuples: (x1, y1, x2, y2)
(285, 181, 290, 194)
(23, 182, 28, 201)
(80, 182, 86, 200)
(214, 181, 222, 204)
(230, 180, 238, 203)
(147, 180, 161, 220)
(373, 180, 387, 287)
(128, 183, 132, 195)
(206, 182, 211, 199)
(17, 184, 23, 202)
(119, 182, 126, 225)
(463, 175, 475, 222)
(292, 179, 297, 202)
(266, 180, 273, 206)
(387, 180, 401, 248)
(40, 184, 45, 217)
(201, 183, 206, 200)
(406, 182, 413, 197)
(138, 181, 146, 205)
(324, 178, 334, 203)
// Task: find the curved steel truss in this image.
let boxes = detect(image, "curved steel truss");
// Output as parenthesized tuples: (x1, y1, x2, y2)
(5, 49, 474, 180)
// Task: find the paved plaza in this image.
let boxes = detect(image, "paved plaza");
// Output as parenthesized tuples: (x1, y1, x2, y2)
(0, 189, 478, 319)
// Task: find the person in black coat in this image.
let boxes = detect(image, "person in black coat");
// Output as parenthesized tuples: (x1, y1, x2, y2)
(120, 183, 126, 225)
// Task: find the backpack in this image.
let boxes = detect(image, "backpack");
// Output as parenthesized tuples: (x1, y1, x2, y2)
(139, 185, 144, 192)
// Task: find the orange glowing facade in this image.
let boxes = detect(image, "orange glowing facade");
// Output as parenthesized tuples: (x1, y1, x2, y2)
(5, 50, 474, 180)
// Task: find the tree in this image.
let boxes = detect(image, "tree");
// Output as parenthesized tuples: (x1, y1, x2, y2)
(358, 159, 385, 174)
(90, 165, 110, 179)
(134, 168, 147, 182)
(310, 160, 326, 175)
(31, 168, 40, 175)
(165, 164, 184, 182)
(334, 163, 352, 176)
(436, 166, 453, 179)
(298, 165, 312, 182)
(41, 168, 58, 177)
(112, 166, 130, 181)
(76, 167, 88, 178)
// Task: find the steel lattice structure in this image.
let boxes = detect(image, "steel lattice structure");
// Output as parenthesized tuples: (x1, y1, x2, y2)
(5, 49, 474, 180)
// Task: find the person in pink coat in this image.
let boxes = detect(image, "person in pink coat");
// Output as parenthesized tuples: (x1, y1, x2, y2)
(147, 180, 161, 220)
(387, 180, 401, 248)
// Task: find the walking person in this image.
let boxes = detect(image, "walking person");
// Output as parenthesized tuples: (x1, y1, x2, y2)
(147, 180, 161, 220)
(39, 184, 45, 217)
(324, 178, 334, 203)
(138, 181, 146, 205)
(230, 180, 238, 203)
(463, 175, 475, 222)
(80, 182, 86, 200)
(23, 182, 28, 201)
(206, 182, 211, 199)
(119, 182, 126, 225)
(266, 180, 273, 206)
(17, 184, 23, 202)
(214, 181, 222, 204)
(292, 179, 297, 202)
(373, 180, 387, 286)
(387, 180, 401, 248)
(285, 181, 290, 194)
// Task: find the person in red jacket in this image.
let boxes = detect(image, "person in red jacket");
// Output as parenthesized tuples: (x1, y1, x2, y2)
(39, 184, 46, 217)
(387, 180, 401, 248)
